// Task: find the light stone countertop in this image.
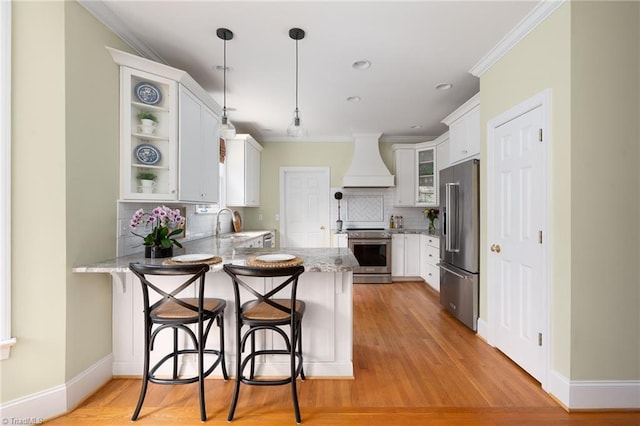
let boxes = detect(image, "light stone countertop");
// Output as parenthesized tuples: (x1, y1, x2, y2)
(73, 234, 359, 274)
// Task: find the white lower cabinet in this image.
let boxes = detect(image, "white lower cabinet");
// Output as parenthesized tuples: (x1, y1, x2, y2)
(112, 270, 353, 377)
(392, 233, 421, 279)
(420, 234, 440, 291)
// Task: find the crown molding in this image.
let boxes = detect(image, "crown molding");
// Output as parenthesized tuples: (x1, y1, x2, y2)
(78, 0, 167, 64)
(469, 0, 566, 77)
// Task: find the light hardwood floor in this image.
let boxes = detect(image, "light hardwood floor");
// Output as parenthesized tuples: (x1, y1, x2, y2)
(47, 282, 640, 425)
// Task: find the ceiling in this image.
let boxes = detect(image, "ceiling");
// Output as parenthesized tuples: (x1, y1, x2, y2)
(83, 1, 539, 142)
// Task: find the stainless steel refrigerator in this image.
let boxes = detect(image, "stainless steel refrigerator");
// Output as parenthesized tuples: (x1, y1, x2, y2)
(439, 159, 480, 331)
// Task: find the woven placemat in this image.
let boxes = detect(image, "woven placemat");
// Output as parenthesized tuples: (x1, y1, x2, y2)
(162, 256, 222, 266)
(246, 257, 304, 268)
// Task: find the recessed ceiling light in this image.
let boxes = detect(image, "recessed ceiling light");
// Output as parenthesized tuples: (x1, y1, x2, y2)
(352, 60, 371, 70)
(346, 96, 361, 102)
(411, 125, 423, 129)
(435, 83, 453, 91)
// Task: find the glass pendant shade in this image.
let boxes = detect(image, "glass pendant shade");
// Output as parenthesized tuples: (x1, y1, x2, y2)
(287, 113, 307, 137)
(221, 114, 236, 139)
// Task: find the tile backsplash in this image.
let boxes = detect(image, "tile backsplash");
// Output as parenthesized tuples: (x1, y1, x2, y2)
(330, 187, 438, 231)
(117, 202, 237, 256)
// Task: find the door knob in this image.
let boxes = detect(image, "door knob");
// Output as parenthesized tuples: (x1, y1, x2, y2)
(490, 244, 501, 253)
(320, 226, 325, 230)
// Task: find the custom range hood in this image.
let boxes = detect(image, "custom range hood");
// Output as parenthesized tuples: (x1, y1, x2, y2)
(343, 133, 395, 187)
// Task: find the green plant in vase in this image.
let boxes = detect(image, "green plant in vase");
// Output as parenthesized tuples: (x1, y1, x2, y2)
(423, 208, 439, 234)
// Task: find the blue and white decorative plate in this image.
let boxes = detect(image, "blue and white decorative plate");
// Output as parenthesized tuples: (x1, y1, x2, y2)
(134, 143, 161, 165)
(134, 82, 162, 105)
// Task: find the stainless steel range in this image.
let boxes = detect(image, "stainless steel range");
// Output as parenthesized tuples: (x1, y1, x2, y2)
(347, 228, 392, 284)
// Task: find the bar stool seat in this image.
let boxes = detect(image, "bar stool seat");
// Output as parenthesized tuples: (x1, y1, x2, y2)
(223, 264, 306, 423)
(129, 262, 228, 422)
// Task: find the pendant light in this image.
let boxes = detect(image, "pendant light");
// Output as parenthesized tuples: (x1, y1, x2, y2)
(287, 28, 307, 137)
(217, 28, 236, 139)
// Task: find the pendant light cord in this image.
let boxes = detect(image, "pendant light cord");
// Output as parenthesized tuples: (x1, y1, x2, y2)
(223, 37, 227, 116)
(294, 37, 299, 119)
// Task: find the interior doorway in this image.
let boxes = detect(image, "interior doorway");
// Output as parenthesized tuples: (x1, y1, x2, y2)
(279, 167, 330, 248)
(486, 90, 550, 385)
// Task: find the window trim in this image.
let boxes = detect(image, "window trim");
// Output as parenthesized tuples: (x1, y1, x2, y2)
(1, 0, 15, 360)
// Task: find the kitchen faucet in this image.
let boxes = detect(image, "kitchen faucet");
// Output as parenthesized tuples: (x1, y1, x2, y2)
(215, 208, 234, 236)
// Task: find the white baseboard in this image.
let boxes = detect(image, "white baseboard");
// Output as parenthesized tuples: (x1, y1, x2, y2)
(65, 353, 114, 410)
(476, 318, 489, 341)
(0, 353, 113, 421)
(548, 369, 640, 409)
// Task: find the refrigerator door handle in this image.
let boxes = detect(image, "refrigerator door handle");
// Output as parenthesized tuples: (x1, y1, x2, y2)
(445, 182, 460, 253)
(438, 263, 467, 279)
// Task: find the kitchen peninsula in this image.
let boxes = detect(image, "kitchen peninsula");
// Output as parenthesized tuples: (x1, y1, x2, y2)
(73, 234, 358, 378)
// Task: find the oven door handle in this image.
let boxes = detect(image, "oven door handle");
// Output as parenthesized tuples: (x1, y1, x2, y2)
(348, 239, 391, 245)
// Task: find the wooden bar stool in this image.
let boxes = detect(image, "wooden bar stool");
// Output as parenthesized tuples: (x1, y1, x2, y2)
(223, 264, 306, 423)
(129, 262, 228, 421)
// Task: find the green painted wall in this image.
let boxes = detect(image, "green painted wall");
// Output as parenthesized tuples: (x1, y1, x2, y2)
(243, 141, 354, 236)
(480, 1, 572, 378)
(481, 1, 640, 381)
(569, 0, 639, 381)
(242, 140, 397, 239)
(1, 0, 133, 403)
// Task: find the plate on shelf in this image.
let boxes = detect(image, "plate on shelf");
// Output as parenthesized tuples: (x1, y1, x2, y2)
(134, 81, 162, 105)
(134, 143, 161, 165)
(171, 254, 217, 263)
(255, 254, 296, 263)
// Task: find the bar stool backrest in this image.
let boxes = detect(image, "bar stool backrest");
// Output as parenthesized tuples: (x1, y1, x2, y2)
(222, 264, 305, 320)
(129, 263, 210, 320)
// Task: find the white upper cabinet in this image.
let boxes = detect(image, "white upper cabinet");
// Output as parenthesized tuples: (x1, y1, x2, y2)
(442, 93, 480, 165)
(119, 67, 178, 201)
(226, 134, 263, 207)
(108, 47, 222, 203)
(435, 132, 450, 174)
(393, 147, 416, 207)
(393, 141, 438, 207)
(178, 86, 219, 203)
(415, 146, 436, 207)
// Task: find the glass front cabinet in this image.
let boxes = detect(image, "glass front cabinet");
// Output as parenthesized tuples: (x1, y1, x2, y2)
(121, 67, 178, 201)
(416, 147, 436, 206)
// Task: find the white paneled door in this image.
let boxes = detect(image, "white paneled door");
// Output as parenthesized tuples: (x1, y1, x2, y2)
(280, 167, 330, 248)
(488, 95, 548, 384)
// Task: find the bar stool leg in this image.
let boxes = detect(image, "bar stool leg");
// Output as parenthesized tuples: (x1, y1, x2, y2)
(228, 314, 243, 421)
(198, 318, 207, 422)
(218, 313, 229, 380)
(132, 323, 152, 421)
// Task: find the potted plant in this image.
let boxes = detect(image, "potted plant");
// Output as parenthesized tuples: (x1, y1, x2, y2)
(137, 111, 157, 134)
(423, 208, 439, 235)
(130, 205, 185, 258)
(136, 171, 157, 193)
